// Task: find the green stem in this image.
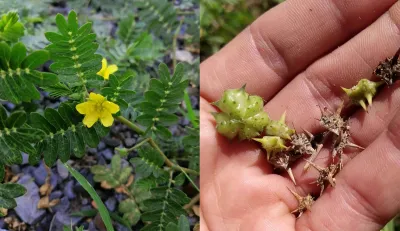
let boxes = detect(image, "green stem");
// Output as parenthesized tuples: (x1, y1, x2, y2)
(116, 116, 145, 135)
(115, 116, 199, 176)
(177, 164, 200, 192)
(126, 137, 151, 152)
(148, 138, 199, 176)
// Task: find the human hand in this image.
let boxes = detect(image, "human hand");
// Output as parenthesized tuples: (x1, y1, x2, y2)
(200, 0, 400, 230)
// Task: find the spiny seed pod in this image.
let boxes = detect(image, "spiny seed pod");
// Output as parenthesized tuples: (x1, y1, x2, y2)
(290, 133, 315, 156)
(319, 104, 347, 135)
(212, 85, 270, 140)
(332, 129, 364, 169)
(287, 187, 314, 218)
(374, 47, 400, 85)
(341, 79, 383, 111)
(269, 152, 297, 185)
(253, 136, 287, 160)
(306, 160, 339, 196)
(265, 112, 295, 140)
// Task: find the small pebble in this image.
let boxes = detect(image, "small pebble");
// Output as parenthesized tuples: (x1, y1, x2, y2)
(124, 138, 136, 147)
(64, 181, 76, 199)
(105, 197, 117, 211)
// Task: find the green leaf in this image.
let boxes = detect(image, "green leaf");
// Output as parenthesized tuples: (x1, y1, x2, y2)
(141, 183, 190, 231)
(134, 0, 178, 39)
(0, 43, 59, 104)
(178, 215, 190, 231)
(0, 105, 45, 170)
(91, 154, 132, 188)
(165, 223, 178, 231)
(5, 111, 26, 128)
(30, 102, 107, 166)
(21, 50, 49, 69)
(65, 163, 114, 231)
(10, 42, 26, 69)
(46, 11, 101, 91)
(138, 63, 188, 137)
(118, 198, 141, 226)
(130, 148, 166, 179)
(0, 11, 24, 42)
(118, 14, 136, 45)
(0, 183, 26, 209)
(174, 173, 185, 186)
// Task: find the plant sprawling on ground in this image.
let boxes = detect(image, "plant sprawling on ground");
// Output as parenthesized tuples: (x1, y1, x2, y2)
(0, 0, 199, 230)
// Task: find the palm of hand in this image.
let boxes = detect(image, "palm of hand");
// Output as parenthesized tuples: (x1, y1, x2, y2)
(201, 100, 300, 231)
(200, 1, 400, 231)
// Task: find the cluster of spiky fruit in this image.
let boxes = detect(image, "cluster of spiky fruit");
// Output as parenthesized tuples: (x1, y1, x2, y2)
(211, 47, 400, 218)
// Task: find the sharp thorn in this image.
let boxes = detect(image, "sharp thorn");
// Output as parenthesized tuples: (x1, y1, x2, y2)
(287, 168, 296, 185)
(359, 100, 367, 111)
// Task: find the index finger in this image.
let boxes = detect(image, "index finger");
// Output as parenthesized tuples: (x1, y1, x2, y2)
(200, 0, 396, 102)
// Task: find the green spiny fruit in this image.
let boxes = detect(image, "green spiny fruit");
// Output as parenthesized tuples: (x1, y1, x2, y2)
(265, 112, 295, 140)
(341, 79, 383, 111)
(253, 136, 287, 160)
(212, 85, 270, 140)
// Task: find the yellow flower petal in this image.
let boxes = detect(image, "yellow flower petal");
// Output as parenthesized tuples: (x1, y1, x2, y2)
(102, 69, 110, 80)
(89, 92, 105, 103)
(107, 64, 118, 75)
(96, 58, 107, 76)
(76, 102, 91, 115)
(83, 113, 99, 128)
(102, 101, 120, 114)
(100, 110, 114, 127)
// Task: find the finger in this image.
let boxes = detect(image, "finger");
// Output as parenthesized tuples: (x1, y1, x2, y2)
(273, 2, 400, 192)
(200, 0, 396, 102)
(296, 110, 400, 231)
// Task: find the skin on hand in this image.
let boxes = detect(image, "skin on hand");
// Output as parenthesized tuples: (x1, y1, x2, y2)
(200, 0, 400, 230)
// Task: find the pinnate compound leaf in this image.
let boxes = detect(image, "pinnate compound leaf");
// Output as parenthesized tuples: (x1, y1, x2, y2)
(137, 63, 188, 137)
(130, 148, 167, 179)
(30, 102, 109, 166)
(45, 10, 102, 92)
(101, 74, 135, 111)
(0, 11, 24, 42)
(134, 0, 178, 39)
(0, 42, 58, 104)
(0, 104, 45, 175)
(141, 185, 190, 231)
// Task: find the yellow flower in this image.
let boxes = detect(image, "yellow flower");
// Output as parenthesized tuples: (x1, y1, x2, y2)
(76, 92, 120, 128)
(97, 58, 118, 80)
